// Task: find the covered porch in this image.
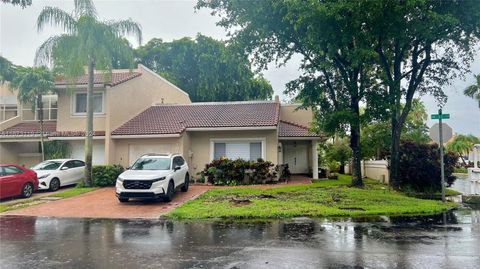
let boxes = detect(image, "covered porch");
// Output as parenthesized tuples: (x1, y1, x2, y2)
(277, 121, 322, 179)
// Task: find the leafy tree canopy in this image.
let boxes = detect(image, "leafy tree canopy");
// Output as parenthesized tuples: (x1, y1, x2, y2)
(135, 35, 273, 102)
(361, 99, 430, 159)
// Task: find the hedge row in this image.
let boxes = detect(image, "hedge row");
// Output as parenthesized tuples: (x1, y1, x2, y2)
(199, 158, 277, 186)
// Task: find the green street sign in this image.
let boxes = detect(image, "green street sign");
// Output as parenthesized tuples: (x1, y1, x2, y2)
(431, 114, 450, 120)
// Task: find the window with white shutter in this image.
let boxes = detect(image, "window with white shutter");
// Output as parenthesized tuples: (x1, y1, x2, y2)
(212, 140, 264, 161)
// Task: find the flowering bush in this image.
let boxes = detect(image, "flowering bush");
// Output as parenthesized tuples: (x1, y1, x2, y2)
(201, 158, 277, 185)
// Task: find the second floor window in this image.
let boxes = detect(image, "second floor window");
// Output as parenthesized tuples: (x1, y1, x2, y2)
(74, 92, 104, 115)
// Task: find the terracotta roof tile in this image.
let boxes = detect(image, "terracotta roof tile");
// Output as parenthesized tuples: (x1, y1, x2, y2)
(278, 120, 319, 137)
(0, 122, 56, 137)
(112, 101, 280, 135)
(55, 72, 141, 87)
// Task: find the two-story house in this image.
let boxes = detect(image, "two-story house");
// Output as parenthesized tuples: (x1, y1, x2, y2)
(0, 64, 322, 179)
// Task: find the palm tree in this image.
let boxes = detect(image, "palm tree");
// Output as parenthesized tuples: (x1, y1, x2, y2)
(0, 56, 16, 83)
(446, 134, 480, 166)
(35, 0, 142, 186)
(464, 74, 480, 108)
(10, 66, 54, 161)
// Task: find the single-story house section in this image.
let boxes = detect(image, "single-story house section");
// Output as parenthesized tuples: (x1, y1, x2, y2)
(110, 101, 323, 178)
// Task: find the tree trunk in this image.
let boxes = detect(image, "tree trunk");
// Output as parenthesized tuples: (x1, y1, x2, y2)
(339, 162, 345, 174)
(84, 58, 95, 187)
(350, 125, 363, 187)
(389, 115, 402, 190)
(350, 100, 363, 187)
(37, 95, 45, 161)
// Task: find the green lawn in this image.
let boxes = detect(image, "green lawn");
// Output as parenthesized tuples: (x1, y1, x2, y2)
(0, 187, 97, 213)
(47, 187, 98, 198)
(168, 175, 456, 219)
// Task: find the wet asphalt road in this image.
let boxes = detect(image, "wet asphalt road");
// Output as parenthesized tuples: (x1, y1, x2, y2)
(0, 209, 479, 269)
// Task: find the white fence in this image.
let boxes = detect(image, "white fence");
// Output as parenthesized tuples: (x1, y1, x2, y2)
(345, 160, 389, 183)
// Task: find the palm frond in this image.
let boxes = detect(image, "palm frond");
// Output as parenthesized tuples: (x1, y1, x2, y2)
(108, 19, 143, 45)
(74, 0, 97, 19)
(37, 6, 77, 32)
(35, 35, 64, 67)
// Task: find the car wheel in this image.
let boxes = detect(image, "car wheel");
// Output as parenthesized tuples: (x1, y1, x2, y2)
(181, 173, 189, 192)
(49, 178, 60, 191)
(118, 197, 129, 203)
(164, 181, 175, 202)
(21, 183, 34, 198)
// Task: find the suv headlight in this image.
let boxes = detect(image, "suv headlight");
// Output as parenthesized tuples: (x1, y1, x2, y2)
(38, 174, 50, 180)
(117, 177, 124, 183)
(152, 176, 166, 182)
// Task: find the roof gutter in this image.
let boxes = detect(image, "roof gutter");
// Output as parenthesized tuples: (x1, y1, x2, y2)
(110, 134, 182, 139)
(186, 126, 277, 131)
(49, 136, 106, 141)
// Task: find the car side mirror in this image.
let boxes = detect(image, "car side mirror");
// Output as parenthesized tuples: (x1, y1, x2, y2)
(174, 165, 181, 171)
(126, 166, 130, 170)
(61, 166, 69, 170)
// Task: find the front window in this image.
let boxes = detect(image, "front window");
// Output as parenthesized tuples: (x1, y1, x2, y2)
(32, 161, 63, 170)
(74, 92, 104, 115)
(131, 157, 171, 170)
(213, 141, 263, 160)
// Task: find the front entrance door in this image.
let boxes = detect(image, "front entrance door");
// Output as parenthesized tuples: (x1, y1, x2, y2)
(283, 141, 309, 174)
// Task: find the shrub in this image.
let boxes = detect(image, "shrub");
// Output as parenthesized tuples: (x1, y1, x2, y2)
(398, 141, 457, 192)
(202, 158, 276, 185)
(92, 165, 124, 187)
(44, 141, 70, 159)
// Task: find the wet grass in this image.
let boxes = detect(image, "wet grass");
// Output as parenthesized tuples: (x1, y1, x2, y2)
(48, 187, 98, 198)
(168, 175, 456, 219)
(0, 187, 97, 213)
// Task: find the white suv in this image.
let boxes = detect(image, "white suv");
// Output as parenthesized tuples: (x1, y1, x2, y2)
(115, 153, 189, 203)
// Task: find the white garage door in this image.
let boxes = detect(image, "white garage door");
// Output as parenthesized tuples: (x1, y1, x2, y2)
(128, 143, 179, 165)
(69, 140, 105, 165)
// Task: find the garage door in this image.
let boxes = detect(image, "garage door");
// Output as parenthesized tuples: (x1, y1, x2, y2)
(128, 143, 179, 165)
(69, 140, 105, 165)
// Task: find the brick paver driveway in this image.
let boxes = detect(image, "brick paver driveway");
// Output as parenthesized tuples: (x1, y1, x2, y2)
(2, 186, 211, 219)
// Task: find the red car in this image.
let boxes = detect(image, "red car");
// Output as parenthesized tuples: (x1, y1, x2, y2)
(0, 164, 38, 199)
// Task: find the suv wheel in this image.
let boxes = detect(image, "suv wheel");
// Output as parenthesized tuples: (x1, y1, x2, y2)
(164, 181, 175, 202)
(181, 174, 189, 192)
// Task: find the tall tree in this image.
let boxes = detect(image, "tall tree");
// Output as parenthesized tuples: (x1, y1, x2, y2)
(464, 74, 480, 108)
(367, 0, 480, 189)
(35, 0, 142, 186)
(9, 66, 54, 161)
(197, 0, 388, 187)
(136, 35, 273, 102)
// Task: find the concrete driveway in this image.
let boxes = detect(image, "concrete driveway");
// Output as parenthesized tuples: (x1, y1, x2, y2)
(2, 186, 211, 219)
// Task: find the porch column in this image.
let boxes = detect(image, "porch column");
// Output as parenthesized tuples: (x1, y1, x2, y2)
(312, 140, 318, 179)
(278, 142, 283, 164)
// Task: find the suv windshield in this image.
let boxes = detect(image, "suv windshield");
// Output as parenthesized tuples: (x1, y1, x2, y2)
(32, 161, 63, 170)
(131, 157, 170, 170)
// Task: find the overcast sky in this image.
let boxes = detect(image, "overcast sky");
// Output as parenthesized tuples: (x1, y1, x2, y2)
(1, 0, 479, 135)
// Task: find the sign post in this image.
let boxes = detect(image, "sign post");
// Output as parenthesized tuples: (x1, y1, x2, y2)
(430, 109, 451, 203)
